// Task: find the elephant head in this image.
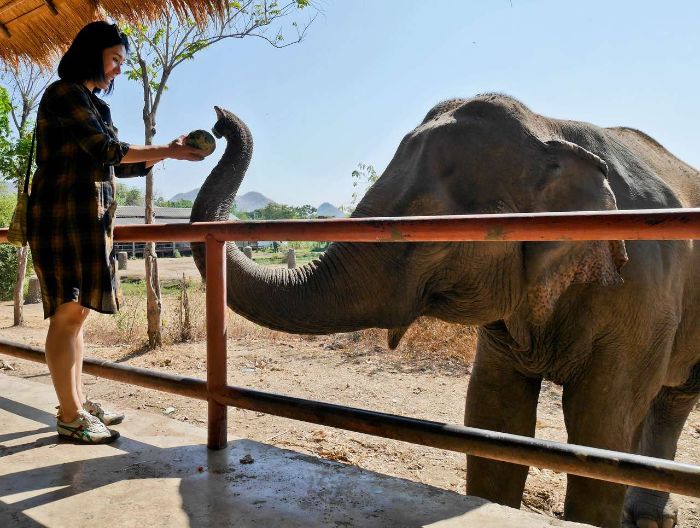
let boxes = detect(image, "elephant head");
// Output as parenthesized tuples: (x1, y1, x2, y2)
(190, 95, 627, 349)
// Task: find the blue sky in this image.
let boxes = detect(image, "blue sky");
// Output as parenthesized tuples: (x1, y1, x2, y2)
(106, 0, 700, 207)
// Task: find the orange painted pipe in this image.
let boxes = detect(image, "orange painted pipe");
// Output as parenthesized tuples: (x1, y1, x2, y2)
(110, 208, 700, 242)
(3, 209, 700, 244)
(205, 236, 227, 450)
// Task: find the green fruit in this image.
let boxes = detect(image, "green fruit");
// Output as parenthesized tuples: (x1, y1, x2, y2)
(185, 129, 216, 156)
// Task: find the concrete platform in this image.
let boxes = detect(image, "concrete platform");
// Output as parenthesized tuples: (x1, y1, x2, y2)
(0, 373, 590, 527)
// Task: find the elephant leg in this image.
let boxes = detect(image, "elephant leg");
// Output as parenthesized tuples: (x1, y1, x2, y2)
(561, 377, 653, 528)
(464, 347, 542, 507)
(622, 363, 700, 528)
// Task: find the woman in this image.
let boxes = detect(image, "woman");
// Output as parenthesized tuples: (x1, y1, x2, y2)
(28, 21, 207, 443)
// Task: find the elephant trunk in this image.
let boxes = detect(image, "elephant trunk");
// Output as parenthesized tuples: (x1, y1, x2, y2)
(221, 241, 412, 334)
(190, 107, 414, 334)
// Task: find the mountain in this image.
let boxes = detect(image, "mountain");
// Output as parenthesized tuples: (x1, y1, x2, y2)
(169, 189, 276, 212)
(236, 191, 276, 212)
(169, 188, 344, 216)
(317, 202, 345, 218)
(169, 188, 200, 202)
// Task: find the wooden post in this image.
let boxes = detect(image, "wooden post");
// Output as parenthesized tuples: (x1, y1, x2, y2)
(287, 248, 296, 269)
(24, 276, 41, 304)
(205, 235, 227, 449)
(117, 251, 128, 270)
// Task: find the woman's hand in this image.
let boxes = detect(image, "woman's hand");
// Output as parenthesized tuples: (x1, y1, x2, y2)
(167, 135, 207, 161)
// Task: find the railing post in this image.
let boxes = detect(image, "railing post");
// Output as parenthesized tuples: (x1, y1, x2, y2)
(205, 235, 227, 449)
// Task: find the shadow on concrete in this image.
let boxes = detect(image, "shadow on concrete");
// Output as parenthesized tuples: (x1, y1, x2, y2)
(0, 394, 483, 528)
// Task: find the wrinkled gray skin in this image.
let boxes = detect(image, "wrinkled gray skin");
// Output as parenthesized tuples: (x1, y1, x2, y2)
(192, 97, 700, 528)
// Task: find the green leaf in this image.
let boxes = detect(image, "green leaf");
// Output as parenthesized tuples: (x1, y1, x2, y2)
(153, 28, 165, 46)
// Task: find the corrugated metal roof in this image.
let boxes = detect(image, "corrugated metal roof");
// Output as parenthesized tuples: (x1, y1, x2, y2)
(115, 206, 236, 225)
(117, 206, 192, 219)
(115, 217, 192, 225)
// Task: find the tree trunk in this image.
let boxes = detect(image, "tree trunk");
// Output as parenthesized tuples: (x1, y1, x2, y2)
(13, 246, 28, 326)
(13, 171, 28, 326)
(144, 114, 162, 348)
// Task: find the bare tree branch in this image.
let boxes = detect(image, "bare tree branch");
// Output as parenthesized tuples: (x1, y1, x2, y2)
(3, 61, 54, 135)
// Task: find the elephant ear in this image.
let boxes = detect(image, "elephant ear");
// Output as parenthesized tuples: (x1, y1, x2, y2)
(523, 139, 628, 327)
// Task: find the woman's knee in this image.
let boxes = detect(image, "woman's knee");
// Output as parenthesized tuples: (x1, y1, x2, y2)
(50, 302, 89, 330)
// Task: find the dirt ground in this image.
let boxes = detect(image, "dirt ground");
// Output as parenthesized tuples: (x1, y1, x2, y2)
(2, 257, 700, 526)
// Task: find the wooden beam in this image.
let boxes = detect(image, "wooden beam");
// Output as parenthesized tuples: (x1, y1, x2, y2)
(0, 0, 25, 18)
(43, 0, 57, 15)
(0, 22, 9, 38)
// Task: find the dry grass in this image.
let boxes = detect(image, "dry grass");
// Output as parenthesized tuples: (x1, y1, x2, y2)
(323, 319, 478, 367)
(84, 278, 478, 367)
(394, 318, 478, 364)
(84, 279, 308, 347)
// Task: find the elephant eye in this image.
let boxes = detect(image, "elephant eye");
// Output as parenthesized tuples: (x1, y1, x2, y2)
(440, 164, 456, 179)
(534, 163, 560, 192)
(546, 162, 561, 173)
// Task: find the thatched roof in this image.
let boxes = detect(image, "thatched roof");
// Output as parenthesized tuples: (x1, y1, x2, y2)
(0, 0, 227, 68)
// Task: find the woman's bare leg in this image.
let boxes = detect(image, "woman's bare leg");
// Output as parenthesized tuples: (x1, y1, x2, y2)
(45, 302, 89, 423)
(75, 329, 85, 405)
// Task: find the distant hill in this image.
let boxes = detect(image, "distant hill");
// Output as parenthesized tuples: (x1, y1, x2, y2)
(169, 189, 276, 212)
(169, 188, 200, 202)
(169, 188, 344, 216)
(317, 202, 345, 218)
(236, 191, 276, 212)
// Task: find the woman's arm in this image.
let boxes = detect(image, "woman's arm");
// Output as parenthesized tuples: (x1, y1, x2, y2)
(115, 136, 204, 178)
(45, 83, 206, 165)
(121, 136, 206, 163)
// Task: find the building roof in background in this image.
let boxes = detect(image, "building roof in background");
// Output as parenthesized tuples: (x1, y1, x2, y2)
(0, 0, 227, 68)
(114, 205, 235, 225)
(117, 205, 192, 219)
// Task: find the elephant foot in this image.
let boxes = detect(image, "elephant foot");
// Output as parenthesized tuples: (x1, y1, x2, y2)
(622, 488, 677, 528)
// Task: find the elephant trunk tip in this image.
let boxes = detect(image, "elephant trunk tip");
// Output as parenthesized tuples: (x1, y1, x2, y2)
(387, 326, 410, 350)
(212, 106, 225, 138)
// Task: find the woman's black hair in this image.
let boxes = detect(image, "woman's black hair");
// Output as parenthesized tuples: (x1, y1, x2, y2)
(57, 21, 129, 95)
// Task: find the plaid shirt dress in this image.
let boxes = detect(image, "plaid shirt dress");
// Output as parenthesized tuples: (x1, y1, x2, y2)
(28, 80, 147, 319)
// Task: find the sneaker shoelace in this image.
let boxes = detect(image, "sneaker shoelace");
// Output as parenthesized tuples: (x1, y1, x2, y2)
(58, 411, 108, 439)
(85, 399, 102, 412)
(75, 411, 106, 432)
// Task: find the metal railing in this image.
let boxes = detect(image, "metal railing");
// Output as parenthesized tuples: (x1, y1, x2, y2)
(2, 208, 700, 497)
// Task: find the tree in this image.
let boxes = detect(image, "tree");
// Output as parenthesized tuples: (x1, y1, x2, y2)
(294, 204, 317, 219)
(0, 189, 15, 226)
(251, 202, 317, 220)
(0, 63, 53, 325)
(349, 162, 379, 210)
(155, 197, 193, 208)
(121, 1, 317, 348)
(116, 183, 146, 206)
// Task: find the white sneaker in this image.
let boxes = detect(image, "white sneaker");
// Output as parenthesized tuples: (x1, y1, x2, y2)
(84, 399, 125, 426)
(57, 410, 120, 444)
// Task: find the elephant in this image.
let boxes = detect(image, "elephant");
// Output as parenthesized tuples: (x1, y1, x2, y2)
(190, 96, 700, 528)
